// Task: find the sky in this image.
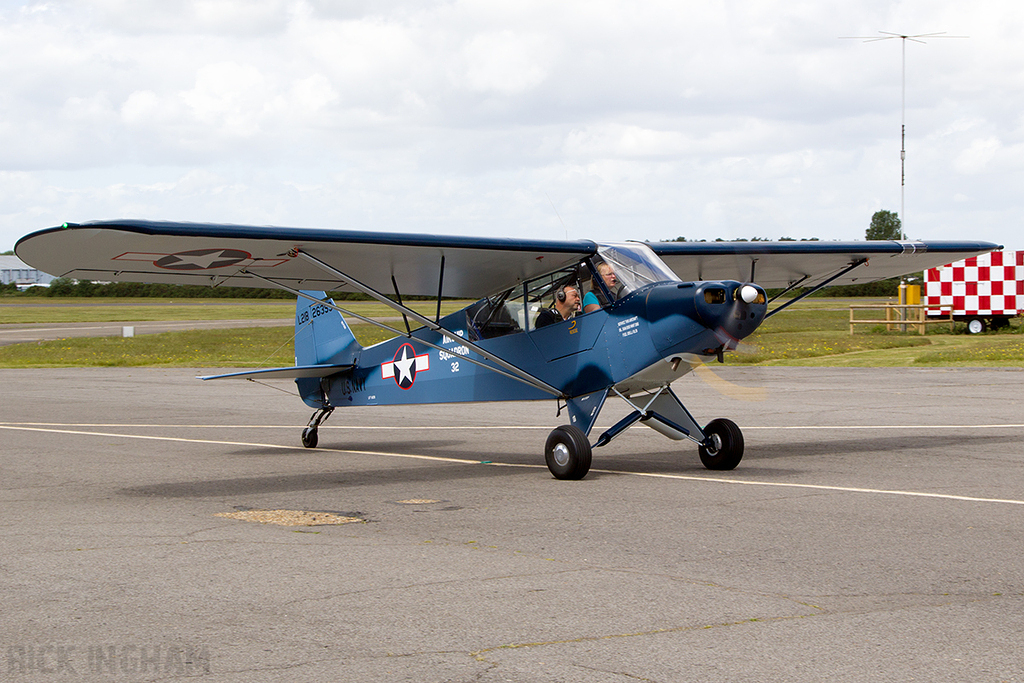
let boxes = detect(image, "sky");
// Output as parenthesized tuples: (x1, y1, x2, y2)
(2, 0, 1022, 252)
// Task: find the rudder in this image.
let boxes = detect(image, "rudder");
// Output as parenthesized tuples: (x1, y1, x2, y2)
(294, 291, 361, 366)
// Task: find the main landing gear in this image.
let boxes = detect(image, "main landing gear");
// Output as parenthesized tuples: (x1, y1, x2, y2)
(301, 406, 334, 449)
(544, 416, 744, 479)
(544, 387, 745, 480)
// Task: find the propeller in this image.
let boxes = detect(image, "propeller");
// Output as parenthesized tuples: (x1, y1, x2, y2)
(693, 363, 766, 402)
(701, 279, 767, 401)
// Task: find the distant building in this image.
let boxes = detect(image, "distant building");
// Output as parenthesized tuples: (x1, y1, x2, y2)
(0, 255, 56, 288)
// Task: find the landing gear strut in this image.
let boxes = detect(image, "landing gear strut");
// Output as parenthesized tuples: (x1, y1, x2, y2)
(550, 387, 748, 479)
(301, 407, 334, 449)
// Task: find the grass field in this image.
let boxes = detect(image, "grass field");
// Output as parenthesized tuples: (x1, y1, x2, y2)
(0, 298, 468, 324)
(0, 297, 1021, 368)
(738, 304, 1024, 367)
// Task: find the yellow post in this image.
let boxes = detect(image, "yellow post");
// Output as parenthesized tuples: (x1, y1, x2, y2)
(905, 284, 921, 305)
(897, 285, 908, 332)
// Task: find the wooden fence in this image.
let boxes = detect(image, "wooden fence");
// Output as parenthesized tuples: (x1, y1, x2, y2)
(849, 303, 954, 335)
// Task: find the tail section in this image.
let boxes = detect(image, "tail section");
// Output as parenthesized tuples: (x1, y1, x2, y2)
(197, 292, 358, 402)
(295, 291, 361, 366)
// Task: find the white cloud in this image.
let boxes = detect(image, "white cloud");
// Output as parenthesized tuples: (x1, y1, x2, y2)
(954, 137, 1001, 175)
(3, 0, 1024, 250)
(459, 30, 554, 95)
(181, 62, 270, 136)
(79, 0, 293, 35)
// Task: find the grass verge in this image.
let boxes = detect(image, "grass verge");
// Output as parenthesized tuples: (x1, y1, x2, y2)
(0, 324, 395, 368)
(0, 298, 470, 324)
(0, 298, 1021, 368)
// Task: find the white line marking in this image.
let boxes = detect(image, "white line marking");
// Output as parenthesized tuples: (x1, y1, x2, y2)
(746, 424, 1024, 430)
(595, 470, 1024, 506)
(2, 422, 1023, 431)
(0, 425, 485, 465)
(3, 424, 1024, 507)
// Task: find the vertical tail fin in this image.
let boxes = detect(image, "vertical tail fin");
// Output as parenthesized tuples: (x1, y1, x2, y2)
(294, 291, 361, 366)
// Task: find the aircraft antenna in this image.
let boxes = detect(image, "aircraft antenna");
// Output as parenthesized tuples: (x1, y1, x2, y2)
(840, 31, 967, 238)
(546, 193, 569, 240)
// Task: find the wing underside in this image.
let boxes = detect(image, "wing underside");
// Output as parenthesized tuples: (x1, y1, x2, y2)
(16, 221, 1000, 297)
(651, 240, 1002, 289)
(15, 221, 595, 299)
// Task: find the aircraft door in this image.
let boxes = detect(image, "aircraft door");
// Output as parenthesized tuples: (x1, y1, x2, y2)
(528, 312, 605, 362)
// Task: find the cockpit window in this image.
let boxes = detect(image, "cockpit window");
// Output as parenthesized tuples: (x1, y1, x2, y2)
(594, 243, 680, 297)
(467, 266, 583, 339)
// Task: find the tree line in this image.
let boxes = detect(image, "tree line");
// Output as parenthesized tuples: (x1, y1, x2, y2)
(2, 278, 374, 300)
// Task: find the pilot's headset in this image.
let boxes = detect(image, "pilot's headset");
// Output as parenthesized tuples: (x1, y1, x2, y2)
(556, 282, 582, 310)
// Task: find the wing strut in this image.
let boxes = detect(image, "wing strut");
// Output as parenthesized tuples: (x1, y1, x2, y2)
(435, 255, 445, 324)
(765, 258, 869, 319)
(767, 274, 810, 305)
(241, 263, 565, 398)
(391, 274, 411, 334)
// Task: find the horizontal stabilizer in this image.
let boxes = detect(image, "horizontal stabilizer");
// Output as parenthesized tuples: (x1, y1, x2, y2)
(198, 364, 354, 381)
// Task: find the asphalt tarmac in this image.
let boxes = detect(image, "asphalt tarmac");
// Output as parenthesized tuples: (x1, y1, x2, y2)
(0, 319, 291, 346)
(2, 366, 1023, 682)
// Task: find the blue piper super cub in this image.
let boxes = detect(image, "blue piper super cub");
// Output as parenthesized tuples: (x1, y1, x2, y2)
(15, 220, 999, 479)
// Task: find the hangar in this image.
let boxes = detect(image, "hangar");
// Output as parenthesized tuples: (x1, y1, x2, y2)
(0, 254, 54, 288)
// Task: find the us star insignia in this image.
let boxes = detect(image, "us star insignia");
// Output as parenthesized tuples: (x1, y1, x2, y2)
(381, 344, 430, 389)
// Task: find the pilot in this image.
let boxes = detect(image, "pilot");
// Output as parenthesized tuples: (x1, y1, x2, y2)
(582, 262, 619, 313)
(535, 284, 581, 328)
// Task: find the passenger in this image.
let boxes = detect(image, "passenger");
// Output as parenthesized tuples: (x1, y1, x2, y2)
(582, 262, 619, 313)
(535, 284, 581, 328)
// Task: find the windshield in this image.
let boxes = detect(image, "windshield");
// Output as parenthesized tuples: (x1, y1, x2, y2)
(594, 243, 680, 296)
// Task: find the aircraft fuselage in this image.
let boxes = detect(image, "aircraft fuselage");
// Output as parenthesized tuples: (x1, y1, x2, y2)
(300, 279, 767, 409)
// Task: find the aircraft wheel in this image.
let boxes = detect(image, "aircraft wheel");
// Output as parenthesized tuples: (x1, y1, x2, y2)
(699, 418, 744, 470)
(545, 425, 592, 480)
(301, 427, 318, 449)
(967, 318, 985, 334)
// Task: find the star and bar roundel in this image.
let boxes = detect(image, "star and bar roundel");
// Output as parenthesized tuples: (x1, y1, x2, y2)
(381, 343, 430, 389)
(111, 248, 288, 271)
(154, 249, 252, 270)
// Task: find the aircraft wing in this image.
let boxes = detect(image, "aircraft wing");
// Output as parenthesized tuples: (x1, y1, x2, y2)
(16, 221, 1001, 296)
(15, 220, 595, 299)
(650, 240, 1002, 289)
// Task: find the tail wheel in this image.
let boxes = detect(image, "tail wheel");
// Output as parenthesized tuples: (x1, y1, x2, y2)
(545, 425, 592, 480)
(301, 427, 318, 449)
(699, 418, 744, 470)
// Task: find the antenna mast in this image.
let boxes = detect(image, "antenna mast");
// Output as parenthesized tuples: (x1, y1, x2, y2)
(840, 31, 967, 239)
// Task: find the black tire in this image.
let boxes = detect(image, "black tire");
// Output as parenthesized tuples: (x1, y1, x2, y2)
(301, 427, 318, 449)
(699, 418, 744, 470)
(545, 425, 592, 480)
(967, 318, 985, 334)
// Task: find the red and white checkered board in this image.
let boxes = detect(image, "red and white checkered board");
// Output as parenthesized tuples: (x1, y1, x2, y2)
(925, 250, 1023, 316)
